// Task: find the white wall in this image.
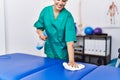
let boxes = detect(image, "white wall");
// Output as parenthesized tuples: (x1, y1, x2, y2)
(82, 0, 120, 27)
(3, 0, 120, 58)
(80, 0, 120, 59)
(0, 0, 6, 55)
(4, 0, 53, 56)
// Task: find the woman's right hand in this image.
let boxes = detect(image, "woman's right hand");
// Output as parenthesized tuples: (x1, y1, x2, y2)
(36, 29, 47, 41)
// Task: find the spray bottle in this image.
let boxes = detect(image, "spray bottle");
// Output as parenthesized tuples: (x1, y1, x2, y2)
(36, 31, 47, 50)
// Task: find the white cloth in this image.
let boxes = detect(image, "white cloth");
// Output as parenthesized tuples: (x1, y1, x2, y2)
(63, 62, 85, 71)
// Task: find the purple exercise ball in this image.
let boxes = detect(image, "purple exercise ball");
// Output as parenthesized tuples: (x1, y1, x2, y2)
(94, 27, 102, 35)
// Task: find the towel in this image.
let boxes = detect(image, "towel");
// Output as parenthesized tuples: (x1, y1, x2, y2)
(63, 62, 85, 71)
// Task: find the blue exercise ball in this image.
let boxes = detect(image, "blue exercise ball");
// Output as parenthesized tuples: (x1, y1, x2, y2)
(84, 26, 94, 35)
(94, 27, 102, 35)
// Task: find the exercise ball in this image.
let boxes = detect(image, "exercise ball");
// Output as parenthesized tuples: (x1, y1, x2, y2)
(84, 26, 94, 35)
(94, 27, 102, 35)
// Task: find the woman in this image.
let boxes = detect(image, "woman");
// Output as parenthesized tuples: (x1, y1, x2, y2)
(34, 0, 78, 67)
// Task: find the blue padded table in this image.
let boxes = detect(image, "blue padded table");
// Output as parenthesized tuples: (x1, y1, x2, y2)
(81, 65, 120, 80)
(0, 53, 63, 80)
(21, 62, 97, 80)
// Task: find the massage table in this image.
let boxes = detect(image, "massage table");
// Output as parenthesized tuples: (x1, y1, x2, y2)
(0, 53, 63, 80)
(81, 65, 120, 80)
(21, 61, 97, 80)
(0, 53, 120, 80)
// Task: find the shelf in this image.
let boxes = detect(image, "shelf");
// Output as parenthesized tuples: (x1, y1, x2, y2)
(77, 34, 108, 37)
(74, 51, 83, 55)
(74, 35, 112, 65)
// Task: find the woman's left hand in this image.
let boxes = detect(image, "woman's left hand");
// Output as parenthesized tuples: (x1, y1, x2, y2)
(68, 62, 79, 68)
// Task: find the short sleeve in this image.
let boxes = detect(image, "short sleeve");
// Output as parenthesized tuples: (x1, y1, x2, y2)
(65, 14, 77, 42)
(34, 8, 46, 31)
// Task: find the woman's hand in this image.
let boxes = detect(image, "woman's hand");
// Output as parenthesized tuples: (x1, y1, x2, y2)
(67, 41, 79, 68)
(68, 61, 79, 68)
(39, 33, 47, 41)
(36, 29, 47, 41)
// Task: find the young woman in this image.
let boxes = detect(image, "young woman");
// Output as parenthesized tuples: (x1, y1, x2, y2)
(34, 0, 78, 67)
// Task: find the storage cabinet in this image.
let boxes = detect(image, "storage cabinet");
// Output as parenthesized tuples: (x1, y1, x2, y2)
(74, 35, 112, 65)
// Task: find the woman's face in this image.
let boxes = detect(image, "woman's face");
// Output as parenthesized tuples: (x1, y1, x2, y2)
(53, 0, 67, 11)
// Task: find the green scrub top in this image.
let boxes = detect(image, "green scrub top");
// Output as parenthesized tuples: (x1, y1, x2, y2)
(34, 5, 76, 60)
